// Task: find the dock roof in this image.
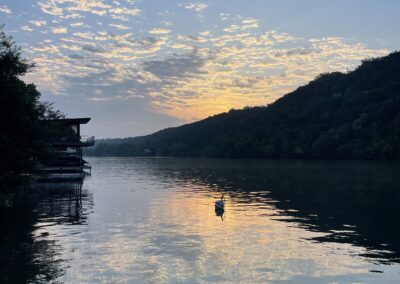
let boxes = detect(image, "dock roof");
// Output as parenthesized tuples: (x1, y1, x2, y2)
(52, 118, 91, 125)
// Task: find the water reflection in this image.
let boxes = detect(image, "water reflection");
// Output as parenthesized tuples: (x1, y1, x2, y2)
(0, 181, 92, 283)
(166, 160, 400, 265)
(101, 160, 400, 282)
(81, 158, 400, 283)
(215, 207, 224, 221)
(2, 158, 400, 283)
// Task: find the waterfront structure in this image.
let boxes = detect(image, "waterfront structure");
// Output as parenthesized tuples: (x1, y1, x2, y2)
(38, 118, 94, 182)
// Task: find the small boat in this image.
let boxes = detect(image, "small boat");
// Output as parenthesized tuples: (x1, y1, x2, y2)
(215, 194, 225, 210)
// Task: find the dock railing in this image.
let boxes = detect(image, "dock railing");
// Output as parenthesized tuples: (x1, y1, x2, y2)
(80, 135, 95, 146)
(53, 135, 95, 147)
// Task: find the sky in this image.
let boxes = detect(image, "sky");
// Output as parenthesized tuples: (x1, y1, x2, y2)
(1, 0, 399, 138)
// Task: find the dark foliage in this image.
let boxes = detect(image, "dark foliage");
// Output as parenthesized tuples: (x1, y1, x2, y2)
(87, 51, 400, 160)
(0, 27, 64, 191)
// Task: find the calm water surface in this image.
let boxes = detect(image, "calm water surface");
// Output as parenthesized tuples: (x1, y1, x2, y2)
(1, 158, 400, 283)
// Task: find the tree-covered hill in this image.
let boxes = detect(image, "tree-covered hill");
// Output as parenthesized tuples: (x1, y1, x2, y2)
(87, 51, 400, 160)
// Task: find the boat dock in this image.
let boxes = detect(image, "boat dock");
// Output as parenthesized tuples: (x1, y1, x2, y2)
(37, 118, 94, 182)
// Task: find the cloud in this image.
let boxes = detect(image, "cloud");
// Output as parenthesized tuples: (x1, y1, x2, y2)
(242, 18, 257, 25)
(18, 1, 389, 125)
(31, 44, 60, 54)
(70, 22, 84, 27)
(223, 24, 240, 33)
(170, 43, 192, 50)
(0, 5, 12, 14)
(148, 28, 171, 35)
(220, 13, 230, 21)
(82, 44, 108, 54)
(38, 0, 140, 20)
(109, 23, 130, 30)
(109, 6, 140, 17)
(30, 20, 47, 27)
(69, 54, 85, 60)
(142, 50, 207, 79)
(241, 18, 258, 30)
(274, 47, 320, 58)
(183, 2, 208, 11)
(52, 27, 68, 34)
(37, 1, 64, 16)
(161, 21, 172, 27)
(21, 26, 34, 32)
(179, 35, 207, 43)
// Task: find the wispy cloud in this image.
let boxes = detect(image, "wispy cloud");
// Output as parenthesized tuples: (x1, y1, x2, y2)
(148, 28, 171, 35)
(183, 2, 208, 11)
(0, 5, 12, 14)
(30, 20, 47, 27)
(14, 0, 389, 126)
(241, 18, 258, 30)
(142, 50, 206, 79)
(38, 0, 140, 19)
(52, 27, 68, 34)
(109, 23, 130, 30)
(21, 25, 34, 32)
(220, 13, 230, 21)
(70, 22, 85, 27)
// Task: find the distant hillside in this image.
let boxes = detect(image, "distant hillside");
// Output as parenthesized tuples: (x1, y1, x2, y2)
(86, 51, 400, 160)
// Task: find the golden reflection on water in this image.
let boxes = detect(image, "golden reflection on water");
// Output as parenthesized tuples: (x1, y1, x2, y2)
(140, 183, 370, 283)
(26, 158, 400, 283)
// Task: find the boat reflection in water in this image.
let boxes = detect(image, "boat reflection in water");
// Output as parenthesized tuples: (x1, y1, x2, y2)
(173, 160, 400, 265)
(1, 158, 400, 283)
(115, 158, 400, 283)
(0, 181, 93, 284)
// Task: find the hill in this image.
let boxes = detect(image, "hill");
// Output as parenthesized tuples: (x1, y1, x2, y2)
(86, 51, 400, 160)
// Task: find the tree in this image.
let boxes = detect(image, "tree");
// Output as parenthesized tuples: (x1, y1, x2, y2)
(0, 26, 63, 192)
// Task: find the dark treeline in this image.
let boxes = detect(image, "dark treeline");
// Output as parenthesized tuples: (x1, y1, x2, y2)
(87, 51, 400, 160)
(0, 27, 64, 192)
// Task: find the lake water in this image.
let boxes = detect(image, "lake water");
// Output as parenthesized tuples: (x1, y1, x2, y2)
(1, 158, 400, 283)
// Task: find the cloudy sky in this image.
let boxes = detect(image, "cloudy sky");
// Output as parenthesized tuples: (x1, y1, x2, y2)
(1, 0, 399, 138)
